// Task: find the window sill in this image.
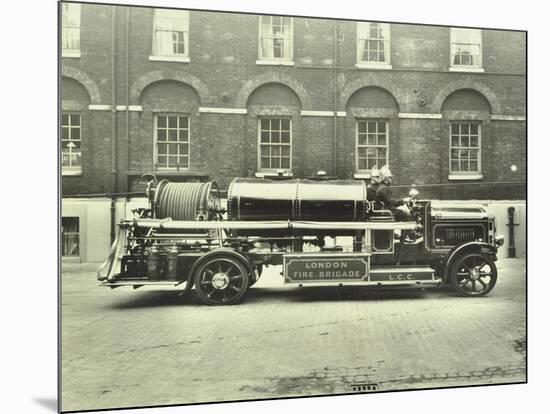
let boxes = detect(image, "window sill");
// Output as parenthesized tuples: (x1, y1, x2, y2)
(62, 169, 82, 176)
(62, 51, 81, 58)
(448, 174, 483, 181)
(256, 60, 295, 66)
(354, 173, 372, 179)
(149, 55, 190, 63)
(449, 66, 485, 73)
(355, 63, 392, 70)
(62, 256, 81, 263)
(127, 170, 209, 177)
(255, 171, 294, 178)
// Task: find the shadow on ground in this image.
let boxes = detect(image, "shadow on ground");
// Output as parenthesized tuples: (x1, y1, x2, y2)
(104, 284, 461, 309)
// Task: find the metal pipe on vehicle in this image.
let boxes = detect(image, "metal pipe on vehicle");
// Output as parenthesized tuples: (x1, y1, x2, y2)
(125, 219, 417, 231)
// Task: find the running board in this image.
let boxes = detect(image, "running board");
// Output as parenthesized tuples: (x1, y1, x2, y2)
(100, 280, 187, 289)
(294, 279, 442, 288)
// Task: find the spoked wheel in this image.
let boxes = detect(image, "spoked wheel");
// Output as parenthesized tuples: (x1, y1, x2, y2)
(450, 252, 497, 297)
(194, 256, 249, 305)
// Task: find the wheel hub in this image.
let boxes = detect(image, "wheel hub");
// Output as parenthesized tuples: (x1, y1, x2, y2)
(212, 272, 229, 290)
(469, 267, 480, 280)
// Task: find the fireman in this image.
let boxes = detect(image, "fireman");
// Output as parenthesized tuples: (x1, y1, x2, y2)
(376, 165, 411, 221)
(366, 166, 381, 201)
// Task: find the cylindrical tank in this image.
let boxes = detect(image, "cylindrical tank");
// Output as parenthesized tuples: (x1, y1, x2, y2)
(153, 180, 220, 221)
(227, 178, 367, 236)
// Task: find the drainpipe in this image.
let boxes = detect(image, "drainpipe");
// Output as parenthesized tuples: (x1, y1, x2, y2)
(333, 21, 338, 176)
(507, 206, 517, 258)
(110, 7, 118, 243)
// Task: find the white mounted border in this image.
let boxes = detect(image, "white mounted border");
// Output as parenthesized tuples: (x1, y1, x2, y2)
(199, 107, 247, 114)
(399, 113, 443, 119)
(491, 115, 526, 121)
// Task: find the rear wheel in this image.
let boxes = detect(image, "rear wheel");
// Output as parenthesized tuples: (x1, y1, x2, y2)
(449, 252, 497, 297)
(194, 256, 249, 305)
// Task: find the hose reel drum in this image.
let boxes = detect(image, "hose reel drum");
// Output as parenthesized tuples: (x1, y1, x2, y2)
(150, 179, 221, 221)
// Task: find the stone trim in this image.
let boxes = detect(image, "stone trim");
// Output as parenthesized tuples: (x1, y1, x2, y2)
(88, 104, 111, 111)
(235, 72, 312, 109)
(442, 110, 490, 121)
(491, 115, 526, 121)
(62, 65, 102, 104)
(115, 105, 143, 111)
(340, 74, 402, 111)
(301, 110, 334, 117)
(130, 70, 209, 105)
(62, 100, 87, 111)
(199, 107, 247, 114)
(432, 79, 502, 114)
(399, 113, 443, 119)
(348, 107, 398, 118)
(247, 105, 299, 117)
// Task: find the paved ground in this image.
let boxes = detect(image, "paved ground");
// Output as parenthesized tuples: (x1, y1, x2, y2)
(61, 258, 526, 412)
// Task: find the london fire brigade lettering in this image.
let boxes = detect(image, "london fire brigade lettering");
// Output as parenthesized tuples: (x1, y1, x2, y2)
(287, 258, 366, 281)
(305, 261, 348, 269)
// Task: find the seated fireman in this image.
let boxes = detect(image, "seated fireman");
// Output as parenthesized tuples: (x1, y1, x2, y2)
(366, 166, 381, 201)
(375, 166, 411, 221)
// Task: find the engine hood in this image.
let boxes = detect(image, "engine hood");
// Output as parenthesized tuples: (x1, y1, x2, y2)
(430, 205, 490, 220)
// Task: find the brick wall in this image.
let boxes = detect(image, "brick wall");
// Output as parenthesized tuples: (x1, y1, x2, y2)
(61, 4, 526, 201)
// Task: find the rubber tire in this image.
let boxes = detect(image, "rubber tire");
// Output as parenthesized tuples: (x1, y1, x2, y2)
(194, 256, 250, 305)
(449, 252, 497, 297)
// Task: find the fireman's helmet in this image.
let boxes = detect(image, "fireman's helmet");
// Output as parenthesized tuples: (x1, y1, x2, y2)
(380, 165, 393, 180)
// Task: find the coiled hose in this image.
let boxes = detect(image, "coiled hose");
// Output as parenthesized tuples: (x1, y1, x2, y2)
(154, 181, 218, 221)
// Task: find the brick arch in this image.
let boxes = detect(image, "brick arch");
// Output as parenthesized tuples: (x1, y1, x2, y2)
(130, 70, 209, 105)
(432, 80, 501, 114)
(62, 65, 101, 104)
(235, 72, 312, 109)
(340, 75, 402, 111)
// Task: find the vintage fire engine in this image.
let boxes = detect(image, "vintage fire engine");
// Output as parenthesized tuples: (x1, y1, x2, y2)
(97, 175, 504, 305)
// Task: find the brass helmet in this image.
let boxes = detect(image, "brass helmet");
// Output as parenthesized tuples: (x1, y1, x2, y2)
(379, 165, 393, 181)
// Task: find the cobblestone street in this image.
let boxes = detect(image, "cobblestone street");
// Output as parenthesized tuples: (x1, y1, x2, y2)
(61, 258, 526, 412)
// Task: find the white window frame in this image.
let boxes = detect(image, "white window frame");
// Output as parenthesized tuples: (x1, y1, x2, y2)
(61, 3, 81, 58)
(257, 16, 294, 66)
(257, 117, 292, 173)
(153, 113, 190, 170)
(61, 112, 82, 175)
(449, 28, 484, 72)
(356, 22, 391, 69)
(355, 119, 389, 173)
(149, 9, 190, 62)
(448, 121, 483, 180)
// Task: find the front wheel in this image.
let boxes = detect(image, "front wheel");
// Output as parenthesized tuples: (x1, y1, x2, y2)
(449, 252, 497, 297)
(194, 256, 249, 305)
